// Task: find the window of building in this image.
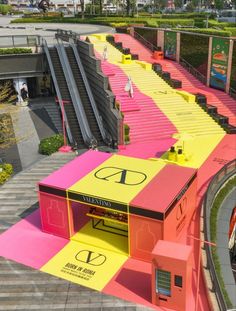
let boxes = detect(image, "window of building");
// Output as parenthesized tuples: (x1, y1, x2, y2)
(155, 269, 171, 296)
(174, 275, 183, 288)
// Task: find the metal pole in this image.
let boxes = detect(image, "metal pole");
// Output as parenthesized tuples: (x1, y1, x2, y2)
(60, 100, 67, 146)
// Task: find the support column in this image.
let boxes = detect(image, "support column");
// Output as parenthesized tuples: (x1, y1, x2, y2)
(206, 37, 213, 87)
(226, 39, 234, 94)
(130, 27, 134, 37)
(157, 30, 164, 51)
(176, 32, 181, 63)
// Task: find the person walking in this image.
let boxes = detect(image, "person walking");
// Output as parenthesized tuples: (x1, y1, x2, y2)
(124, 76, 134, 98)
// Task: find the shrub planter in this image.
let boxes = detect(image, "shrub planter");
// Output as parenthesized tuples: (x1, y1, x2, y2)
(39, 134, 64, 155)
(0, 163, 13, 185)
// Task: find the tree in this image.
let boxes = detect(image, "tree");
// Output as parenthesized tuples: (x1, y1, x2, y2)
(126, 0, 130, 15)
(215, 0, 224, 9)
(0, 80, 17, 105)
(80, 0, 85, 18)
(38, 0, 50, 12)
(99, 0, 102, 15)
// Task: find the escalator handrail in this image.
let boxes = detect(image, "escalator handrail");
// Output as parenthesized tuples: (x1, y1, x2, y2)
(41, 39, 73, 144)
(56, 42, 96, 147)
(70, 43, 111, 144)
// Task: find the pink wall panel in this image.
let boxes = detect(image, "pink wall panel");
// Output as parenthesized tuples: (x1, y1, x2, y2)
(39, 192, 71, 239)
(39, 150, 112, 190)
(129, 215, 163, 262)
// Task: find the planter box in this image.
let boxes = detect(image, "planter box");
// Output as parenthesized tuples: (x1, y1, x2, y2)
(170, 79, 182, 89)
(162, 71, 171, 80)
(206, 105, 218, 115)
(223, 124, 236, 134)
(152, 63, 162, 73)
(123, 48, 130, 55)
(211, 113, 229, 125)
(131, 54, 139, 60)
(195, 93, 207, 105)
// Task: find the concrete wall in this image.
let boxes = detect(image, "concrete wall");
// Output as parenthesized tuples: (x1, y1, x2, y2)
(76, 39, 123, 144)
(0, 54, 45, 80)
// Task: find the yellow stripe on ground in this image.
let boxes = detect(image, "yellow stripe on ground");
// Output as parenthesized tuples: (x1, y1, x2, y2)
(89, 36, 224, 135)
(68, 154, 165, 205)
(41, 240, 127, 291)
(71, 220, 128, 255)
(89, 35, 225, 168)
(161, 134, 224, 168)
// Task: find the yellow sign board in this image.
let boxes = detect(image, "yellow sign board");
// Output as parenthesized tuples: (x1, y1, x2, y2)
(68, 155, 165, 208)
(41, 241, 127, 291)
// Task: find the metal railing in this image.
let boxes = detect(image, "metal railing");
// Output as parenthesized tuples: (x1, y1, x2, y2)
(229, 87, 236, 100)
(70, 43, 112, 145)
(180, 57, 207, 85)
(56, 41, 96, 147)
(203, 159, 236, 311)
(0, 35, 41, 48)
(42, 38, 73, 144)
(133, 30, 158, 52)
(133, 30, 208, 86)
(55, 29, 80, 43)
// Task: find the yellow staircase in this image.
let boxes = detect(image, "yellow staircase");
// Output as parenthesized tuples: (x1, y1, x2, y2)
(89, 35, 225, 168)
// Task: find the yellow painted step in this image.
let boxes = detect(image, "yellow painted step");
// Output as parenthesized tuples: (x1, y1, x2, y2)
(90, 34, 226, 167)
(161, 134, 225, 168)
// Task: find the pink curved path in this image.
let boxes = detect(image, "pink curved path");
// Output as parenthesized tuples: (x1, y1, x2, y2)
(114, 34, 236, 126)
(94, 50, 177, 158)
(99, 35, 236, 311)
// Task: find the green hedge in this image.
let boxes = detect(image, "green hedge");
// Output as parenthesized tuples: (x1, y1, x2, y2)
(11, 16, 193, 28)
(208, 19, 236, 29)
(124, 124, 130, 135)
(225, 27, 236, 37)
(0, 4, 12, 15)
(124, 134, 130, 144)
(0, 163, 13, 185)
(210, 176, 236, 309)
(23, 12, 62, 18)
(194, 17, 206, 28)
(175, 28, 232, 37)
(0, 48, 32, 55)
(124, 123, 130, 144)
(161, 12, 211, 19)
(38, 134, 64, 155)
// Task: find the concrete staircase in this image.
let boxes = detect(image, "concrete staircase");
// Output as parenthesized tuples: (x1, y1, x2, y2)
(0, 152, 76, 234)
(90, 37, 177, 144)
(115, 34, 236, 127)
(29, 97, 63, 133)
(0, 151, 154, 311)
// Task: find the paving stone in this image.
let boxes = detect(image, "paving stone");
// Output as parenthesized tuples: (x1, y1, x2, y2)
(0, 152, 153, 310)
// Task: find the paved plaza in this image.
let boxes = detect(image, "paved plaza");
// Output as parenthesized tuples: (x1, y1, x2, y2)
(0, 17, 154, 311)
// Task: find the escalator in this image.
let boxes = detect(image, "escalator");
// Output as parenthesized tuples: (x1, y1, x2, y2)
(65, 46, 104, 145)
(48, 47, 85, 148)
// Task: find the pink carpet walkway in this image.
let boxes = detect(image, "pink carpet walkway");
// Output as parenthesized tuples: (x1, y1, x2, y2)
(94, 51, 177, 157)
(114, 34, 236, 126)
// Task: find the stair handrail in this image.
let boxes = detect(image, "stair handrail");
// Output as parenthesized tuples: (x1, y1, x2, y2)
(133, 30, 158, 52)
(56, 41, 97, 147)
(229, 87, 236, 100)
(203, 158, 236, 310)
(70, 42, 112, 145)
(179, 57, 207, 84)
(41, 38, 73, 144)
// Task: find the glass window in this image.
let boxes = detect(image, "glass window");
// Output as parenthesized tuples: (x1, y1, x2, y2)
(180, 33, 209, 79)
(134, 27, 158, 49)
(230, 41, 236, 91)
(156, 269, 171, 296)
(174, 275, 183, 287)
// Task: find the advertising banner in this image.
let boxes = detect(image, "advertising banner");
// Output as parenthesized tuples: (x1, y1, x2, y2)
(13, 78, 29, 105)
(164, 31, 177, 60)
(210, 37, 230, 90)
